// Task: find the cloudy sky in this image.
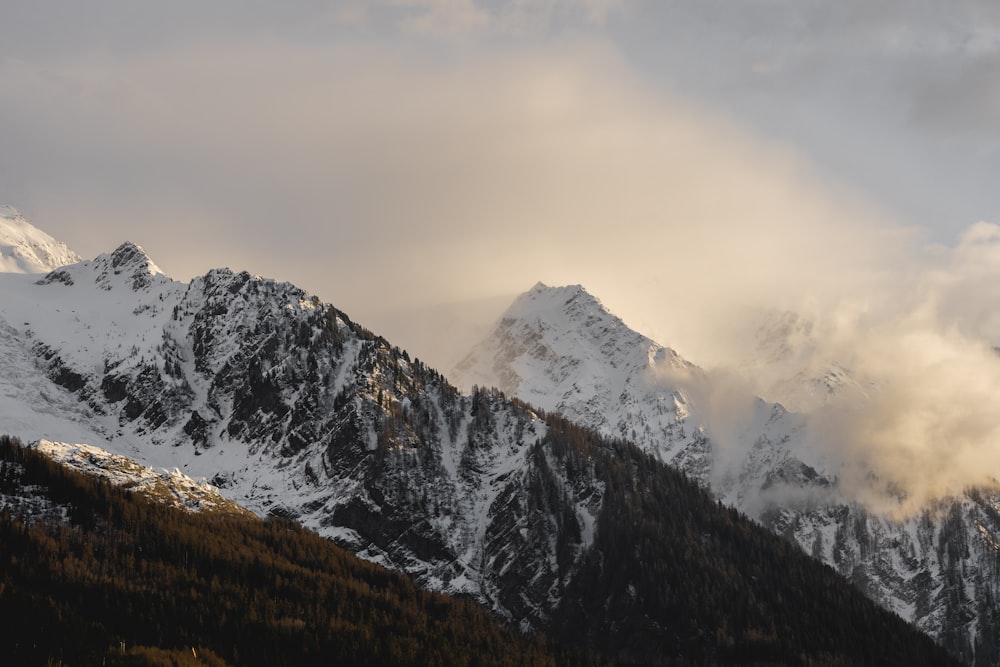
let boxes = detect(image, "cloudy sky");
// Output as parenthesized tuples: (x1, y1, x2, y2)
(6, 1, 1000, 505)
(1, 1, 999, 361)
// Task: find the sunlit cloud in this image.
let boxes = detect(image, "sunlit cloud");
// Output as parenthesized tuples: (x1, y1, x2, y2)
(384, 0, 625, 37)
(2, 1, 1000, 514)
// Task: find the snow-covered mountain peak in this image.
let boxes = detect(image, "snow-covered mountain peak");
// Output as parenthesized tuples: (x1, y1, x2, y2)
(501, 282, 639, 350)
(498, 283, 692, 373)
(0, 206, 82, 274)
(504, 282, 603, 323)
(454, 282, 693, 395)
(108, 241, 160, 271)
(452, 283, 710, 474)
(100, 241, 165, 288)
(38, 240, 168, 292)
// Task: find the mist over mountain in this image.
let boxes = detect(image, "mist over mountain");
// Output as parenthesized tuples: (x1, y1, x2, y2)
(453, 281, 1000, 664)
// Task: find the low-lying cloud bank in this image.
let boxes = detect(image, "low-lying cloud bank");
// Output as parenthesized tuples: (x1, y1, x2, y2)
(637, 216, 1000, 516)
(748, 222, 1000, 514)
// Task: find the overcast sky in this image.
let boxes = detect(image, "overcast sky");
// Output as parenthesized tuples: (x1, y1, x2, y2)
(2, 0, 1000, 370)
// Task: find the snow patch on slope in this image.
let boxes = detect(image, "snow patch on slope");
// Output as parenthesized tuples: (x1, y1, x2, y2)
(33, 439, 252, 515)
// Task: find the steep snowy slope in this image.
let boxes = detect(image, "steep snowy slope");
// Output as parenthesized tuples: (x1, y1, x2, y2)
(0, 206, 81, 273)
(0, 209, 87, 435)
(453, 282, 1000, 665)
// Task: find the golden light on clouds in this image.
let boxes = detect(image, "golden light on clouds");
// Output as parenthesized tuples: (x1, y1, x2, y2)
(4, 2, 1000, 513)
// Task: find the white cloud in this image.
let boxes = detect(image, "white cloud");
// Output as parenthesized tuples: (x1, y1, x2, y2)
(0, 34, 904, 353)
(384, 0, 625, 37)
(389, 0, 492, 36)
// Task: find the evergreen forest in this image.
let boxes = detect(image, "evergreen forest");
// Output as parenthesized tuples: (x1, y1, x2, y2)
(0, 431, 960, 666)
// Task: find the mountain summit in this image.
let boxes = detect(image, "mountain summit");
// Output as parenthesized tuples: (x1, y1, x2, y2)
(458, 282, 694, 391)
(0, 206, 81, 273)
(452, 282, 711, 474)
(40, 240, 166, 292)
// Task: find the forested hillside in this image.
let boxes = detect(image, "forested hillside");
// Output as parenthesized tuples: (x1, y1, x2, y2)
(0, 435, 584, 667)
(0, 433, 959, 666)
(540, 418, 951, 664)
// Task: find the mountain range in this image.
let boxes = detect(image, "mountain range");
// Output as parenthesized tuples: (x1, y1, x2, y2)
(0, 206, 973, 664)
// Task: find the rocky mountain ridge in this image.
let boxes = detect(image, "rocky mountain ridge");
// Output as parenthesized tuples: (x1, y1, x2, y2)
(0, 239, 591, 624)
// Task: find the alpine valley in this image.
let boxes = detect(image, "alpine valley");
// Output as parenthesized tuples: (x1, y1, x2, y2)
(0, 206, 963, 665)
